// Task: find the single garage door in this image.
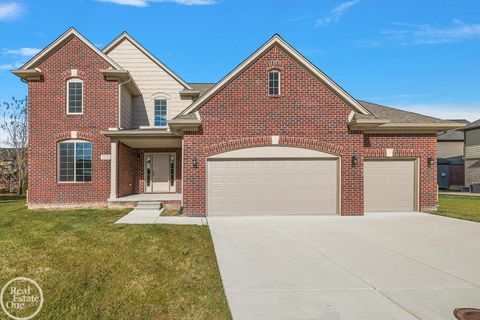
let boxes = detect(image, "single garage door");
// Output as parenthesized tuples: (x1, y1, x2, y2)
(364, 160, 416, 212)
(207, 156, 337, 216)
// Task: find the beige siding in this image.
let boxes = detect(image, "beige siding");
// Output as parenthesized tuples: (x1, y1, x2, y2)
(437, 141, 464, 159)
(106, 39, 192, 128)
(466, 129, 480, 146)
(120, 85, 132, 128)
(364, 160, 416, 212)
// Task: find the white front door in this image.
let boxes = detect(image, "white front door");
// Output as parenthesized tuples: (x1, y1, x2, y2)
(145, 153, 175, 193)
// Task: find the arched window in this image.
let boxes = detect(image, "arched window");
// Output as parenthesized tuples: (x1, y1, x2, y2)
(58, 140, 92, 182)
(268, 70, 280, 95)
(66, 78, 83, 114)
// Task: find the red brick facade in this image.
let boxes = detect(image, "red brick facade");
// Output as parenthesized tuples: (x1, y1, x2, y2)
(26, 36, 438, 214)
(27, 36, 118, 207)
(182, 44, 438, 216)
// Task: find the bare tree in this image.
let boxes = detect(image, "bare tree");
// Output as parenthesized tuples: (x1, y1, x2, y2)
(1, 97, 28, 195)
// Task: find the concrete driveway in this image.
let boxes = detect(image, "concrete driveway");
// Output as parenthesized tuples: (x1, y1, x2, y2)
(208, 213, 480, 320)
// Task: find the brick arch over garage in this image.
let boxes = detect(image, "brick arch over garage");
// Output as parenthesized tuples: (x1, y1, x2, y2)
(204, 136, 345, 157)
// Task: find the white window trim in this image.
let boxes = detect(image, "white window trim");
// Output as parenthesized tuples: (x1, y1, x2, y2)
(268, 70, 281, 96)
(66, 78, 84, 115)
(153, 98, 169, 128)
(57, 139, 92, 183)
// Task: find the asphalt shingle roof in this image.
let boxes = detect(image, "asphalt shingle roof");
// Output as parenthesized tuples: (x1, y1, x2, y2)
(357, 100, 457, 124)
(462, 118, 480, 131)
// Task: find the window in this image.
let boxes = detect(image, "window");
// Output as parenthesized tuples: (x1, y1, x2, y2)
(268, 70, 280, 95)
(154, 99, 167, 127)
(58, 141, 92, 182)
(67, 79, 83, 114)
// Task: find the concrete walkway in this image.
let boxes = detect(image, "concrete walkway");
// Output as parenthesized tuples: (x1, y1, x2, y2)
(439, 191, 480, 197)
(209, 212, 480, 320)
(114, 202, 206, 225)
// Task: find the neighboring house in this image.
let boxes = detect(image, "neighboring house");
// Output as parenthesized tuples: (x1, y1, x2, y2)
(0, 148, 18, 193)
(437, 120, 469, 189)
(461, 119, 480, 192)
(12, 28, 462, 215)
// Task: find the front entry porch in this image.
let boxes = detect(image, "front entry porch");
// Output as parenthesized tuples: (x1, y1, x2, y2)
(103, 129, 183, 209)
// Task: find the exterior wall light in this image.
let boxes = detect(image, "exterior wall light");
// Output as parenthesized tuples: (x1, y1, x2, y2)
(428, 156, 435, 166)
(192, 156, 198, 168)
(135, 153, 141, 161)
(351, 155, 358, 167)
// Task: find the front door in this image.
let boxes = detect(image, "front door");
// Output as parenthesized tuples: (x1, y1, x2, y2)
(145, 153, 175, 193)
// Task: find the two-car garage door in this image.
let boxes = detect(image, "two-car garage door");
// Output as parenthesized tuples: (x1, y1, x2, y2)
(207, 147, 338, 216)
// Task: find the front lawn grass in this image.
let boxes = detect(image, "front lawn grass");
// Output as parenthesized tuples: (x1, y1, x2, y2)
(0, 197, 231, 320)
(433, 195, 480, 222)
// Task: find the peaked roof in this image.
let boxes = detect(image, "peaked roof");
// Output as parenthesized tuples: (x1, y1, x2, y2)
(18, 28, 122, 70)
(178, 34, 371, 117)
(103, 32, 192, 90)
(461, 118, 480, 131)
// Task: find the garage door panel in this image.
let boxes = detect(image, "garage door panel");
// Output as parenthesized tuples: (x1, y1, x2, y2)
(364, 160, 415, 212)
(207, 159, 337, 215)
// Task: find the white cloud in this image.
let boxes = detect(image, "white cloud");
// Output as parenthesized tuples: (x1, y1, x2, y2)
(0, 64, 13, 70)
(96, 0, 216, 6)
(316, 0, 360, 27)
(2, 47, 41, 57)
(0, 2, 23, 20)
(396, 104, 480, 121)
(96, 0, 148, 6)
(382, 20, 480, 45)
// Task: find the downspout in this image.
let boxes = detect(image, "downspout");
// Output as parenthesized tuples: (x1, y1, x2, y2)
(118, 78, 131, 129)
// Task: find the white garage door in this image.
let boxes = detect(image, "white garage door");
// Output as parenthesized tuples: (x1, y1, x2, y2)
(364, 160, 416, 212)
(207, 159, 337, 216)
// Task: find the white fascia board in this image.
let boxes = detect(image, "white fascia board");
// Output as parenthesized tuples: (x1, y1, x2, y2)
(21, 28, 122, 70)
(178, 34, 371, 117)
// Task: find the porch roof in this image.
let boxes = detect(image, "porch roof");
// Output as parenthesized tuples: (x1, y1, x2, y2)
(101, 129, 182, 149)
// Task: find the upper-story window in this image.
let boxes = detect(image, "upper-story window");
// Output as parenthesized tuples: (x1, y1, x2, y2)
(67, 78, 83, 114)
(58, 140, 92, 182)
(154, 99, 167, 127)
(268, 70, 280, 95)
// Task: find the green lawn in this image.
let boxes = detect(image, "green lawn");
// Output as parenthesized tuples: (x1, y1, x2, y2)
(0, 197, 231, 320)
(433, 195, 480, 222)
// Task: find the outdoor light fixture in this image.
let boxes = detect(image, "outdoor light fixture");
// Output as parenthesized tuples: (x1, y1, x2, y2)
(428, 156, 435, 166)
(351, 155, 358, 167)
(192, 156, 198, 168)
(136, 153, 141, 161)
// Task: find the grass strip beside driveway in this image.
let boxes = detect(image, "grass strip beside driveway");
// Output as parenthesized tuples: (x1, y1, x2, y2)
(433, 195, 480, 222)
(0, 198, 231, 320)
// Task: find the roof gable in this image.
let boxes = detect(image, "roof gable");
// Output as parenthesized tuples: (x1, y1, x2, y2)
(178, 34, 371, 117)
(19, 28, 122, 70)
(103, 32, 192, 90)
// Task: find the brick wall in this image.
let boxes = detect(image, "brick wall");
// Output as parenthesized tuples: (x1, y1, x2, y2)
(27, 36, 118, 207)
(182, 44, 438, 216)
(118, 143, 134, 197)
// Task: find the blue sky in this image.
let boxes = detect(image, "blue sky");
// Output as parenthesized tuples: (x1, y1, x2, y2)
(0, 0, 479, 120)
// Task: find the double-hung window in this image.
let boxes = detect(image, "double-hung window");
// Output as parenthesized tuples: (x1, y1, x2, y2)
(67, 79, 83, 114)
(268, 70, 280, 95)
(154, 99, 167, 127)
(58, 141, 92, 182)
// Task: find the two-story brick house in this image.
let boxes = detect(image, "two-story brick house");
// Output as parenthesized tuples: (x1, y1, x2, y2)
(13, 28, 461, 216)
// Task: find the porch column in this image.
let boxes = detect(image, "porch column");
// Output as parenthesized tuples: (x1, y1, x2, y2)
(110, 140, 118, 200)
